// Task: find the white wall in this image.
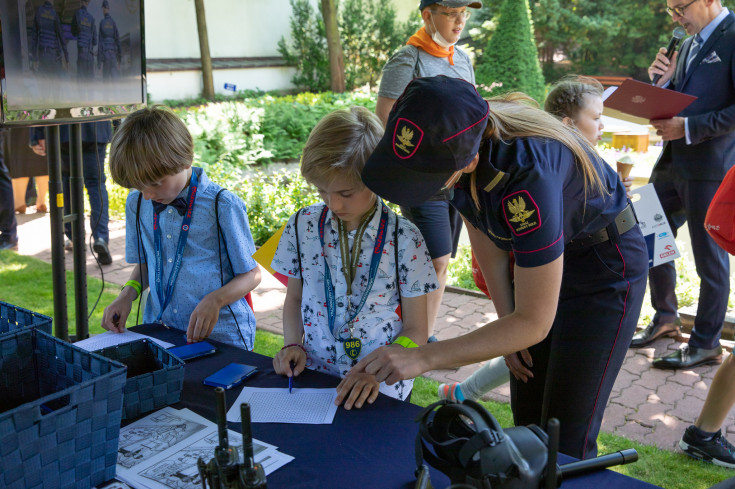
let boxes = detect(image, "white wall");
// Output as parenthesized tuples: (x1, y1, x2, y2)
(145, 0, 295, 59)
(147, 66, 297, 101)
(144, 0, 418, 101)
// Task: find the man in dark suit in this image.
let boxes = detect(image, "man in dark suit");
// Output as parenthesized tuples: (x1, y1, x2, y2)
(631, 0, 735, 370)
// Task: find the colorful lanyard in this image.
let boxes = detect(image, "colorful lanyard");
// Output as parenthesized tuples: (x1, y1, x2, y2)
(153, 169, 198, 322)
(338, 208, 376, 297)
(318, 201, 389, 343)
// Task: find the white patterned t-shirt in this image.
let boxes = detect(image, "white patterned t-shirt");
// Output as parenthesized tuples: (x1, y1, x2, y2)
(271, 201, 438, 400)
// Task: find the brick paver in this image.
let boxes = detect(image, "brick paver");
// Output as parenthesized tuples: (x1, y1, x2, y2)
(13, 212, 735, 455)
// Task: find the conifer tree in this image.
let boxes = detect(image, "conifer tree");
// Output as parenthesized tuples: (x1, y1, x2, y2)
(475, 0, 546, 103)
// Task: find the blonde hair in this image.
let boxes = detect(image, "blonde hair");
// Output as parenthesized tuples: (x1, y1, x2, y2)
(544, 75, 604, 121)
(468, 92, 606, 208)
(109, 106, 194, 189)
(300, 106, 384, 189)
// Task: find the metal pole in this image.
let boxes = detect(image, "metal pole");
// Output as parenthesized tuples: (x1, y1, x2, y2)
(46, 125, 68, 341)
(70, 124, 88, 340)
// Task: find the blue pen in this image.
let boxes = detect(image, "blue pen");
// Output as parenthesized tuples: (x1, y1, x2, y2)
(288, 361, 295, 393)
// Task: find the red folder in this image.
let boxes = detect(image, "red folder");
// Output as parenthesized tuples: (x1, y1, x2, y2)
(602, 78, 697, 125)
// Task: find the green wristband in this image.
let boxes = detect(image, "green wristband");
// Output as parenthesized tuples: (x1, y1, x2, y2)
(393, 336, 419, 348)
(123, 280, 142, 300)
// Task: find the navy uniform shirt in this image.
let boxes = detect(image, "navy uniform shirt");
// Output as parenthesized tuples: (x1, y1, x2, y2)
(452, 137, 629, 268)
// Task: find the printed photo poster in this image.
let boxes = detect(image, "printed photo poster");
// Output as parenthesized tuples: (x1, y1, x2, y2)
(0, 0, 144, 111)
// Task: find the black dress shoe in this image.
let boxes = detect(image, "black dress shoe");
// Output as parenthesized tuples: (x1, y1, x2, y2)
(652, 344, 722, 370)
(93, 238, 112, 265)
(630, 318, 681, 348)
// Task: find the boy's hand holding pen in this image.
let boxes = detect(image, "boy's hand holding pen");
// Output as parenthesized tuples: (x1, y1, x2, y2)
(272, 343, 308, 384)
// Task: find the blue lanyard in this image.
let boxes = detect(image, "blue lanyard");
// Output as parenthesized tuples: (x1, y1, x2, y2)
(318, 201, 390, 341)
(153, 169, 199, 322)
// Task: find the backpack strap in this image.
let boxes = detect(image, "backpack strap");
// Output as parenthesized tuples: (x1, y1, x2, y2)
(293, 208, 303, 278)
(215, 188, 248, 349)
(215, 189, 235, 286)
(133, 192, 146, 324)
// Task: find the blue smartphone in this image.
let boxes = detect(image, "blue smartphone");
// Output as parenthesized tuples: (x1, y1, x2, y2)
(203, 363, 258, 389)
(168, 341, 216, 361)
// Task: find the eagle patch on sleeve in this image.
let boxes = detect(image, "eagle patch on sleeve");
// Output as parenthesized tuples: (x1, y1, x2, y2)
(503, 190, 541, 235)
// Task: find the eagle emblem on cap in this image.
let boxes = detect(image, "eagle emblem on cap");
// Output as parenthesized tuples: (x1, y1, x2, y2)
(393, 118, 424, 159)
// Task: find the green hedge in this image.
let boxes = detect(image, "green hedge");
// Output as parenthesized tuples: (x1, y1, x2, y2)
(108, 90, 377, 230)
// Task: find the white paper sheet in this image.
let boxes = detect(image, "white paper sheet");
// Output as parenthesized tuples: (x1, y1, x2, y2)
(74, 330, 174, 351)
(116, 408, 293, 489)
(227, 387, 339, 424)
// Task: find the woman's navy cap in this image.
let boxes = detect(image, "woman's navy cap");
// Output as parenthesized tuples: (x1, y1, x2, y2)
(362, 76, 488, 208)
(419, 0, 483, 9)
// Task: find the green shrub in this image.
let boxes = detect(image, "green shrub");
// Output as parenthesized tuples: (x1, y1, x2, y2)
(258, 91, 376, 162)
(475, 0, 546, 103)
(159, 89, 267, 108)
(204, 164, 319, 246)
(340, 0, 419, 89)
(278, 0, 419, 92)
(181, 101, 273, 169)
(447, 244, 481, 292)
(277, 0, 330, 92)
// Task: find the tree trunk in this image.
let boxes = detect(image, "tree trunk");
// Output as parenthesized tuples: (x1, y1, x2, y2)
(321, 0, 345, 93)
(194, 0, 215, 100)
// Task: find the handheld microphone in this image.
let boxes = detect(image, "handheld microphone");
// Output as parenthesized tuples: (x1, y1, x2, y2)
(652, 26, 687, 84)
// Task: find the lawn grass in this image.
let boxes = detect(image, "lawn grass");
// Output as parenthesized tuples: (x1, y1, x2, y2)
(0, 250, 116, 337)
(1, 250, 733, 488)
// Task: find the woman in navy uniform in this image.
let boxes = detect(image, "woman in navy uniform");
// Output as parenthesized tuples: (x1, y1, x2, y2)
(356, 76, 648, 460)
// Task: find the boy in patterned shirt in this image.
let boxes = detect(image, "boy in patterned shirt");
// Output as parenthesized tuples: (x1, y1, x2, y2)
(271, 107, 438, 408)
